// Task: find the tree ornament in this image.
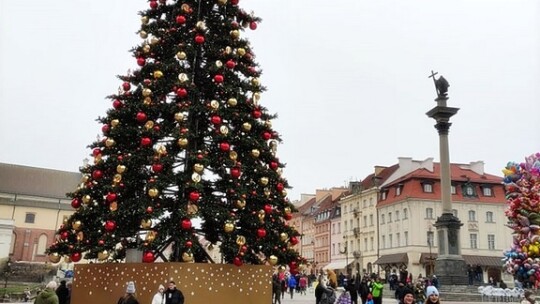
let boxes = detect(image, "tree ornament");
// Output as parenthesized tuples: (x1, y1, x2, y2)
(270, 161, 279, 170)
(122, 82, 131, 91)
(229, 151, 238, 160)
(258, 210, 265, 222)
(48, 253, 61, 263)
(211, 115, 222, 125)
(264, 204, 272, 214)
(224, 221, 234, 233)
(141, 137, 152, 147)
(71, 198, 81, 209)
(209, 100, 220, 110)
(177, 138, 188, 148)
(82, 195, 92, 205)
(60, 231, 69, 240)
(193, 163, 204, 173)
(236, 199, 246, 209)
(280, 233, 289, 242)
(262, 131, 272, 140)
(251, 149, 260, 158)
(178, 73, 189, 83)
(105, 138, 116, 147)
(230, 167, 241, 178)
(276, 183, 284, 192)
(176, 88, 188, 97)
(290, 236, 299, 245)
(195, 35, 205, 44)
(176, 15, 186, 25)
(217, 0, 227, 5)
(106, 192, 118, 203)
(146, 231, 156, 242)
(268, 255, 278, 266)
(227, 98, 237, 106)
(242, 122, 252, 132)
(249, 21, 257, 30)
(252, 109, 262, 119)
(230, 30, 240, 39)
(152, 163, 163, 173)
(233, 256, 242, 266)
(97, 250, 109, 261)
(72, 220, 83, 231)
(148, 188, 159, 198)
(237, 48, 246, 56)
(259, 177, 269, 186)
(92, 170, 103, 180)
(142, 88, 152, 97)
(225, 59, 236, 69)
(111, 119, 120, 127)
(104, 220, 116, 232)
(136, 57, 146, 66)
(182, 251, 194, 262)
(219, 142, 230, 151)
(189, 191, 200, 201)
(257, 228, 267, 238)
(146, 206, 153, 213)
(149, 0, 158, 9)
(141, 219, 152, 229)
(214, 74, 224, 83)
(139, 31, 148, 39)
(143, 251, 155, 263)
(71, 252, 82, 262)
(153, 70, 164, 79)
(174, 112, 185, 122)
(176, 51, 187, 60)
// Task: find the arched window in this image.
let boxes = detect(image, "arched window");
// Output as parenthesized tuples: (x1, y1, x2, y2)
(37, 234, 48, 255)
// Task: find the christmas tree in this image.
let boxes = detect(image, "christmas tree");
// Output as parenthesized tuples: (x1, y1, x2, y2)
(47, 0, 304, 269)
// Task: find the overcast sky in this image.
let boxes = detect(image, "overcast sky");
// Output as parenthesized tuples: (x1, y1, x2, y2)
(1, 0, 538, 201)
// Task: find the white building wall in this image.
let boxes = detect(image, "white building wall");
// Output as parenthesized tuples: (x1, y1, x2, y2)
(0, 219, 15, 259)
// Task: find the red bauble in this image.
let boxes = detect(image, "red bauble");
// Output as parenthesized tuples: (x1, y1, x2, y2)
(284, 214, 292, 221)
(214, 74, 224, 83)
(71, 252, 82, 262)
(211, 115, 222, 125)
(252, 109, 262, 119)
(195, 35, 205, 44)
(92, 148, 102, 156)
(92, 170, 103, 180)
(175, 15, 186, 24)
(122, 82, 131, 91)
(176, 88, 188, 97)
(98, 240, 105, 246)
(219, 142, 230, 151)
(60, 231, 69, 240)
(104, 220, 116, 232)
(289, 261, 298, 269)
(262, 131, 272, 140)
(141, 137, 152, 147)
(181, 218, 192, 230)
(230, 167, 241, 178)
(290, 236, 299, 245)
(225, 60, 236, 69)
(230, 0, 239, 4)
(71, 198, 81, 209)
(270, 161, 279, 170)
(112, 99, 123, 109)
(276, 183, 284, 192)
(142, 251, 155, 263)
(149, 1, 158, 9)
(186, 240, 193, 247)
(249, 21, 257, 30)
(264, 204, 272, 214)
(101, 124, 110, 134)
(146, 206, 154, 213)
(136, 111, 148, 123)
(257, 228, 267, 238)
(189, 191, 200, 201)
(136, 57, 146, 66)
(106, 192, 117, 202)
(233, 257, 243, 266)
(152, 163, 163, 173)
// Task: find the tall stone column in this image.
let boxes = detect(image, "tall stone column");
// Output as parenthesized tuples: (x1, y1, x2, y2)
(426, 73, 468, 285)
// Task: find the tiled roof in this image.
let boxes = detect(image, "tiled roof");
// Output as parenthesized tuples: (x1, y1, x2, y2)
(0, 163, 81, 199)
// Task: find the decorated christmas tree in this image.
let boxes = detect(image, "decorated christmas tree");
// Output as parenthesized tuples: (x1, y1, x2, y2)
(47, 0, 304, 269)
(503, 153, 540, 282)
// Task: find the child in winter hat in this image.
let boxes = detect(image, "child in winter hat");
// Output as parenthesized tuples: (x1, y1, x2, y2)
(426, 286, 439, 297)
(126, 281, 136, 294)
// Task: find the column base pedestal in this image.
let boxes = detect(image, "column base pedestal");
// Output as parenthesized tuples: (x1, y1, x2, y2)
(434, 257, 468, 285)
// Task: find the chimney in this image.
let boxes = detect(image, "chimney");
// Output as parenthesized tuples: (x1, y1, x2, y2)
(469, 161, 485, 175)
(374, 166, 387, 177)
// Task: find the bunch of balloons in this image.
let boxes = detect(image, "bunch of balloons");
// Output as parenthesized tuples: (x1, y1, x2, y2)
(503, 153, 540, 283)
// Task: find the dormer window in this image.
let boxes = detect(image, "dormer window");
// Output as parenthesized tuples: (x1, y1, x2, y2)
(381, 189, 388, 200)
(481, 185, 493, 197)
(462, 183, 477, 198)
(396, 184, 403, 196)
(422, 181, 434, 193)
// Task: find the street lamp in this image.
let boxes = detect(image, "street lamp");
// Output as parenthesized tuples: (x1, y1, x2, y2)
(339, 236, 349, 275)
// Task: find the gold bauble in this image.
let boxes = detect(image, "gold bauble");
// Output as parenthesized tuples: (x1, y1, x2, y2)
(230, 30, 240, 39)
(176, 51, 187, 60)
(142, 88, 152, 97)
(145, 121, 154, 130)
(143, 44, 151, 53)
(210, 100, 220, 110)
(97, 250, 109, 261)
(48, 253, 61, 263)
(153, 70, 163, 79)
(217, 0, 227, 5)
(146, 231, 157, 242)
(141, 16, 149, 25)
(236, 199, 246, 209)
(229, 151, 238, 161)
(77, 231, 84, 242)
(156, 145, 167, 155)
(105, 138, 115, 147)
(284, 207, 292, 215)
(193, 163, 204, 173)
(225, 46, 232, 54)
(150, 37, 160, 45)
(174, 112, 185, 121)
(196, 21, 207, 31)
(281, 189, 288, 197)
(227, 98, 238, 106)
(141, 219, 153, 229)
(258, 210, 265, 222)
(82, 175, 90, 182)
(219, 126, 229, 135)
(113, 174, 122, 184)
(251, 149, 260, 158)
(178, 73, 189, 83)
(72, 220, 82, 231)
(252, 92, 261, 104)
(265, 120, 273, 128)
(237, 48, 246, 57)
(236, 235, 246, 246)
(224, 222, 235, 233)
(280, 233, 289, 242)
(191, 173, 201, 183)
(251, 78, 260, 86)
(259, 177, 269, 186)
(139, 31, 148, 39)
(242, 122, 252, 131)
(111, 119, 120, 127)
(182, 251, 194, 262)
(116, 165, 126, 173)
(264, 188, 271, 197)
(215, 60, 223, 68)
(148, 188, 159, 198)
(268, 255, 278, 266)
(177, 138, 188, 148)
(93, 154, 102, 164)
(143, 97, 152, 105)
(82, 195, 92, 204)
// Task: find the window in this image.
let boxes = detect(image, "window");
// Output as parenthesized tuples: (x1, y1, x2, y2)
(404, 231, 409, 246)
(423, 183, 433, 193)
(363, 216, 367, 227)
(470, 234, 478, 249)
(363, 199, 367, 208)
(350, 220, 353, 232)
(468, 210, 476, 222)
(344, 205, 347, 213)
(345, 222, 348, 232)
(452, 209, 458, 217)
(381, 191, 387, 200)
(332, 223, 335, 234)
(486, 211, 494, 223)
(369, 198, 374, 206)
(37, 234, 48, 255)
(463, 184, 477, 197)
(364, 238, 368, 251)
(332, 243, 335, 255)
(395, 210, 400, 221)
(426, 208, 434, 219)
(388, 212, 392, 223)
(396, 233, 401, 247)
(25, 213, 35, 224)
(451, 185, 456, 194)
(396, 185, 402, 196)
(389, 234, 393, 248)
(337, 223, 341, 233)
(403, 208, 408, 219)
(369, 214, 373, 226)
(427, 230, 434, 247)
(381, 236, 386, 249)
(482, 187, 493, 197)
(381, 214, 385, 224)
(370, 237, 374, 250)
(488, 234, 495, 250)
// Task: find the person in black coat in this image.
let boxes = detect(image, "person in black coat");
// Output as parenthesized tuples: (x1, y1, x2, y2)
(55, 280, 69, 304)
(346, 276, 359, 304)
(164, 281, 184, 304)
(358, 276, 370, 304)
